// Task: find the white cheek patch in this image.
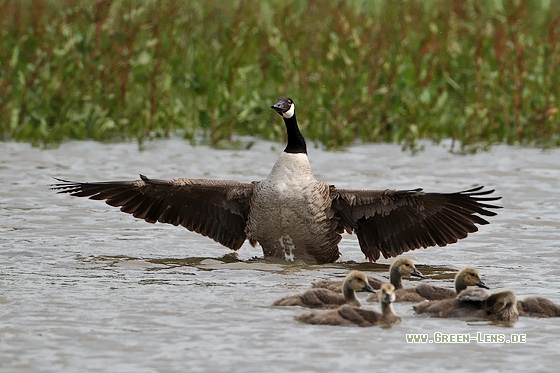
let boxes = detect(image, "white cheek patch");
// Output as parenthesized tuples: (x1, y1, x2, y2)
(282, 103, 295, 118)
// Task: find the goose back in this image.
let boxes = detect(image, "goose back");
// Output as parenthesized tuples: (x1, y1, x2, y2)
(272, 288, 349, 309)
(396, 283, 456, 302)
(413, 288, 488, 318)
(517, 297, 560, 318)
(312, 276, 383, 293)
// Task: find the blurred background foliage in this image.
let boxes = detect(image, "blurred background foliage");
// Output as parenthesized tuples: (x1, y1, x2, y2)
(1, 0, 559, 152)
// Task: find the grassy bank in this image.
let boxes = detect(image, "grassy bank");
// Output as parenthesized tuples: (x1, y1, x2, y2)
(1, 0, 559, 152)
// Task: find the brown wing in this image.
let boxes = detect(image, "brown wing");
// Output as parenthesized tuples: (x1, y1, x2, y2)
(52, 174, 254, 250)
(413, 283, 456, 301)
(394, 288, 427, 302)
(311, 279, 344, 292)
(312, 276, 383, 293)
(302, 289, 346, 308)
(272, 289, 344, 308)
(295, 309, 355, 326)
(338, 305, 383, 326)
(331, 186, 502, 262)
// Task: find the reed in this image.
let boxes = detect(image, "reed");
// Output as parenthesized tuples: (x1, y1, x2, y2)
(1, 0, 558, 152)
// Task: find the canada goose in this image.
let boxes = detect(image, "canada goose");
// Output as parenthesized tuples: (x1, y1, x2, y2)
(517, 296, 560, 318)
(295, 283, 402, 327)
(52, 97, 501, 264)
(272, 270, 374, 308)
(413, 288, 518, 322)
(311, 258, 424, 292)
(393, 267, 489, 302)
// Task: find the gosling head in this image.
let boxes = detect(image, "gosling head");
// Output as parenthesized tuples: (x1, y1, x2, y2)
(271, 97, 295, 119)
(344, 270, 375, 293)
(455, 267, 489, 293)
(485, 289, 517, 313)
(388, 258, 424, 289)
(391, 258, 425, 278)
(485, 289, 519, 321)
(378, 283, 397, 304)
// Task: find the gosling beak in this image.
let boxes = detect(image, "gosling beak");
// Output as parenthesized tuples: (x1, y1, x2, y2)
(384, 293, 395, 303)
(476, 280, 490, 290)
(411, 267, 425, 278)
(363, 282, 375, 293)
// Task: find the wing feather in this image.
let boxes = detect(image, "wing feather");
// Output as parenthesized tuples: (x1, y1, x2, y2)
(331, 186, 501, 261)
(52, 175, 254, 250)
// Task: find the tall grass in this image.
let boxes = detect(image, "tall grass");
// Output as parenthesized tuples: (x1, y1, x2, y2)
(1, 0, 559, 152)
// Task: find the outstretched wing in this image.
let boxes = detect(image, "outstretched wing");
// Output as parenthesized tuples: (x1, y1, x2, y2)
(52, 174, 254, 250)
(331, 186, 501, 262)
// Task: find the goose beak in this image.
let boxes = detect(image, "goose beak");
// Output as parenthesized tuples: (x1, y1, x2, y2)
(271, 101, 284, 115)
(411, 267, 425, 278)
(476, 280, 490, 290)
(363, 282, 375, 293)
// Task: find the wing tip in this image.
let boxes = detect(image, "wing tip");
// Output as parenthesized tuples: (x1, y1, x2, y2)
(51, 177, 80, 192)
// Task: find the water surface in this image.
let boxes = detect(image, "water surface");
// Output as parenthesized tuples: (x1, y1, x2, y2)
(1, 139, 559, 372)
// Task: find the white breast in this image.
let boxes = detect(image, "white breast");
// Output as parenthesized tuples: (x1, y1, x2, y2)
(246, 151, 333, 262)
(267, 152, 314, 187)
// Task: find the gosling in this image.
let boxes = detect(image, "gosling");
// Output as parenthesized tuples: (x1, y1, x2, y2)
(385, 266, 489, 302)
(272, 270, 374, 309)
(312, 258, 424, 293)
(517, 296, 560, 318)
(296, 283, 402, 327)
(414, 288, 518, 322)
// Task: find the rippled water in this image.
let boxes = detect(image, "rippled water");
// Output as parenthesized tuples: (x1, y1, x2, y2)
(1, 138, 559, 372)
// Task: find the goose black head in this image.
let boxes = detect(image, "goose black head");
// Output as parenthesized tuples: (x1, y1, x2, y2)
(271, 96, 306, 154)
(271, 97, 295, 119)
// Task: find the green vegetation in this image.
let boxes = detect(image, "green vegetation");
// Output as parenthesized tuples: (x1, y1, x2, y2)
(1, 0, 559, 152)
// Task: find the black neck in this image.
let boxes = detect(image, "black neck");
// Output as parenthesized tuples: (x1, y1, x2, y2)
(283, 114, 307, 154)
